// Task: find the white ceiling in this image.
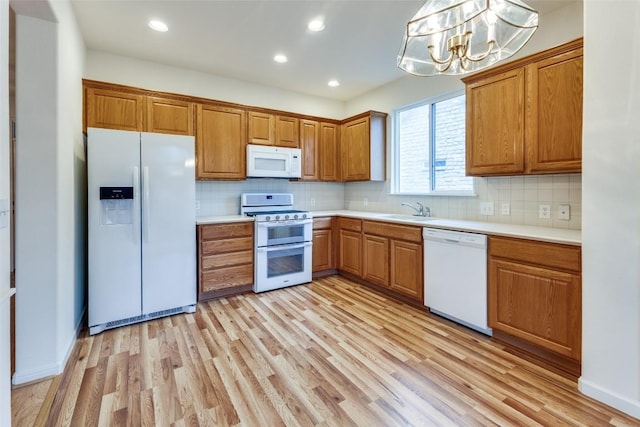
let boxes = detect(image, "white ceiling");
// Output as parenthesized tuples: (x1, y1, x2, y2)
(70, 0, 573, 102)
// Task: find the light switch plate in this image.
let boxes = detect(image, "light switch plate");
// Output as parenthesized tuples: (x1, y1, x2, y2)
(539, 204, 551, 219)
(480, 202, 494, 216)
(0, 198, 8, 229)
(501, 203, 510, 215)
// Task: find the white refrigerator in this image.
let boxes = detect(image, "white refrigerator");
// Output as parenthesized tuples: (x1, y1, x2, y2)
(87, 127, 196, 335)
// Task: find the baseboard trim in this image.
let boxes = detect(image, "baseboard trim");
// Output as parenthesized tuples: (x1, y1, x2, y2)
(579, 377, 640, 419)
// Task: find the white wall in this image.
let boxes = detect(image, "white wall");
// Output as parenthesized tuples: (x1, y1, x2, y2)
(85, 51, 345, 119)
(579, 0, 640, 418)
(0, 0, 13, 423)
(12, 0, 86, 385)
(340, 1, 584, 229)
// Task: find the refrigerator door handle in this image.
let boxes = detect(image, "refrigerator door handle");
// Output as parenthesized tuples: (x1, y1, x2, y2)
(132, 166, 140, 242)
(142, 166, 150, 242)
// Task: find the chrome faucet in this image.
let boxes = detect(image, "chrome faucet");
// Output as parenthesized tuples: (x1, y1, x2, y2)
(401, 202, 431, 217)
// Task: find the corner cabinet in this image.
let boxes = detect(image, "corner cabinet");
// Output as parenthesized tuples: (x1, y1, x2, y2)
(196, 104, 246, 180)
(488, 236, 582, 376)
(198, 222, 254, 300)
(463, 38, 583, 176)
(312, 217, 335, 275)
(340, 111, 386, 181)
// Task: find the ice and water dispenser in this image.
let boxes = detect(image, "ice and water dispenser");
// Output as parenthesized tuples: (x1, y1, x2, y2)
(99, 187, 134, 225)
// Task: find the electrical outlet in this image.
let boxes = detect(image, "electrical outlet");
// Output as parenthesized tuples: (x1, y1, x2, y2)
(310, 198, 316, 206)
(480, 202, 494, 216)
(363, 198, 368, 206)
(558, 204, 570, 220)
(501, 203, 510, 216)
(539, 204, 551, 219)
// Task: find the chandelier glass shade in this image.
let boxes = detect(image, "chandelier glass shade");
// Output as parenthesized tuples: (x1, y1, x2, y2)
(397, 0, 539, 76)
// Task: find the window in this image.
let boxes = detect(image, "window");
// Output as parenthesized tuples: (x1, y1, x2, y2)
(392, 92, 474, 195)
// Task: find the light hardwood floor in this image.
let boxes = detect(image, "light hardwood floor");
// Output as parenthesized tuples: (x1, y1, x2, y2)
(11, 276, 640, 426)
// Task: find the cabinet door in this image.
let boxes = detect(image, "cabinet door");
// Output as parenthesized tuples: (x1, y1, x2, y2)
(465, 68, 525, 176)
(338, 229, 362, 276)
(86, 87, 144, 131)
(390, 240, 423, 301)
(276, 115, 300, 148)
(312, 228, 334, 272)
(248, 111, 275, 145)
(362, 234, 389, 286)
(300, 119, 320, 180)
(146, 96, 194, 136)
(341, 116, 370, 181)
(196, 104, 246, 179)
(526, 48, 583, 174)
(489, 258, 581, 360)
(320, 122, 338, 181)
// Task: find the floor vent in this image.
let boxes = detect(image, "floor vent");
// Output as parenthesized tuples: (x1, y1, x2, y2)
(89, 304, 196, 335)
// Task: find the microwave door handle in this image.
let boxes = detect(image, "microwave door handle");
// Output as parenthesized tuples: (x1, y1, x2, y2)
(256, 242, 312, 253)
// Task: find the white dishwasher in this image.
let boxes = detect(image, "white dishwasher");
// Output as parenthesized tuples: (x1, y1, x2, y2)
(423, 228, 491, 335)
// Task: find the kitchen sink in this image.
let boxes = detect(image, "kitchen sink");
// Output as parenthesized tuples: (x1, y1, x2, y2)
(381, 214, 434, 222)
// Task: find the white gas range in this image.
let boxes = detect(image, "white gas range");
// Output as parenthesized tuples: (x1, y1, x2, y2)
(241, 193, 313, 293)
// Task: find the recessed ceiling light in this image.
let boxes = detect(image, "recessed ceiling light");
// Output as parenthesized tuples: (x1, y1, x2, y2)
(148, 20, 168, 32)
(308, 19, 325, 32)
(274, 54, 288, 63)
(328, 80, 340, 87)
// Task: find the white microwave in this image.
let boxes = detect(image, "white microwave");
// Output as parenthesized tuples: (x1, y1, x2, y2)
(247, 144, 302, 178)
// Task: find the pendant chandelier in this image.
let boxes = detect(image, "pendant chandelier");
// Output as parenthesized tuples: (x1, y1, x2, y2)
(397, 0, 539, 76)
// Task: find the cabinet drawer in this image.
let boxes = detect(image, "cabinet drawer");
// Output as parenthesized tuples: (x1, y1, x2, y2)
(362, 220, 422, 243)
(199, 222, 253, 240)
(489, 236, 580, 272)
(201, 250, 253, 271)
(313, 217, 333, 230)
(338, 217, 362, 232)
(201, 265, 254, 292)
(202, 236, 253, 255)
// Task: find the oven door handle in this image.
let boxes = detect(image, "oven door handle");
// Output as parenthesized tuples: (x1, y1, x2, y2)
(256, 241, 313, 252)
(255, 219, 313, 229)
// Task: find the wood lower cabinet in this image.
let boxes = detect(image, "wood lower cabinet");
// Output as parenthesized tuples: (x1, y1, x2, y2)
(312, 217, 335, 274)
(337, 217, 362, 277)
(198, 222, 254, 300)
(489, 236, 581, 375)
(362, 220, 423, 302)
(196, 104, 246, 179)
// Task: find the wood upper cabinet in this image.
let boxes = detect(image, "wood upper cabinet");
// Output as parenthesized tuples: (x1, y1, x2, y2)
(85, 86, 144, 132)
(146, 96, 194, 136)
(463, 38, 583, 176)
(525, 47, 583, 173)
(340, 111, 386, 182)
(319, 122, 339, 181)
(248, 111, 299, 147)
(198, 222, 254, 300)
(312, 217, 335, 273)
(300, 119, 320, 180)
(247, 111, 274, 145)
(489, 236, 581, 363)
(465, 68, 526, 175)
(337, 217, 362, 277)
(196, 104, 246, 180)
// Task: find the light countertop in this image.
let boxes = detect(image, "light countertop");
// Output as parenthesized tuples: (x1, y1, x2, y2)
(197, 210, 581, 246)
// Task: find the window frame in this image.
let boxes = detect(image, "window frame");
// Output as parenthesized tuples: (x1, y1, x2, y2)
(391, 90, 476, 197)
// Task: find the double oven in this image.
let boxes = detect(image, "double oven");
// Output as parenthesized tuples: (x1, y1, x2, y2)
(241, 193, 313, 293)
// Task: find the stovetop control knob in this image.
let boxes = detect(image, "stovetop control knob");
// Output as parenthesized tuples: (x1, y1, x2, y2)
(302, 213, 307, 219)
(293, 214, 299, 220)
(284, 214, 290, 220)
(265, 216, 271, 222)
(274, 215, 280, 221)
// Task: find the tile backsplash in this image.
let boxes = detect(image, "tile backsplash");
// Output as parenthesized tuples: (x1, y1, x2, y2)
(196, 174, 581, 230)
